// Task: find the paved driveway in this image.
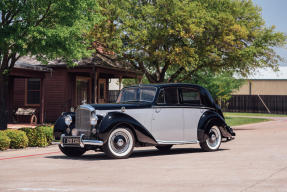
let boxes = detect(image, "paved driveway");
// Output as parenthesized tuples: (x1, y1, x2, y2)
(1, 118, 287, 192)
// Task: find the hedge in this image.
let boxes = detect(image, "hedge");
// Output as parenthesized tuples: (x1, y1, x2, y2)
(5, 129, 28, 149)
(36, 126, 53, 144)
(0, 131, 11, 150)
(19, 127, 47, 147)
(0, 125, 53, 150)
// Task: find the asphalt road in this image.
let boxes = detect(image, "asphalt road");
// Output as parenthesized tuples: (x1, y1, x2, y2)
(1, 118, 287, 192)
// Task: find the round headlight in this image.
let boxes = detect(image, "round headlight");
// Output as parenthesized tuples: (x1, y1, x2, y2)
(64, 115, 72, 126)
(90, 112, 98, 126)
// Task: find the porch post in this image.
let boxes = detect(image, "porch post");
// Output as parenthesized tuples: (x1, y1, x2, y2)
(40, 78, 45, 124)
(119, 76, 122, 90)
(94, 71, 99, 104)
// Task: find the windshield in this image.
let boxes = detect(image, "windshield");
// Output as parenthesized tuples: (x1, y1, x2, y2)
(116, 86, 157, 103)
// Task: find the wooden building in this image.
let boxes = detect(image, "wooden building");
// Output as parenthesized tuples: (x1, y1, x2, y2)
(9, 54, 142, 123)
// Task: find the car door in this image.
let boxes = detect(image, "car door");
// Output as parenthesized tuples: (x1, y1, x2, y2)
(179, 87, 205, 141)
(151, 87, 184, 142)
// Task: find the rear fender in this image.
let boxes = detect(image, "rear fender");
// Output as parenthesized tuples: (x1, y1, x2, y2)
(197, 110, 232, 142)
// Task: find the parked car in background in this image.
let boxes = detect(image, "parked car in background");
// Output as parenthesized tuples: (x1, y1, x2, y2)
(54, 83, 235, 159)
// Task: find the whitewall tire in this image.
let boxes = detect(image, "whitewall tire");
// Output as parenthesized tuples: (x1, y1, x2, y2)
(200, 125, 222, 152)
(103, 127, 135, 159)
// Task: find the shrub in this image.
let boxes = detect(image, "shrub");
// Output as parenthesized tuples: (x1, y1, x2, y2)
(36, 126, 54, 144)
(19, 127, 47, 147)
(5, 129, 28, 149)
(0, 131, 11, 150)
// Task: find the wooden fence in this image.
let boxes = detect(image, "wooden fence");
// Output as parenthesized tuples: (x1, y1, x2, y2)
(221, 95, 287, 114)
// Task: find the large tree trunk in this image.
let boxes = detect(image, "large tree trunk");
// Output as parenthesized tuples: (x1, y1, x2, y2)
(0, 72, 9, 130)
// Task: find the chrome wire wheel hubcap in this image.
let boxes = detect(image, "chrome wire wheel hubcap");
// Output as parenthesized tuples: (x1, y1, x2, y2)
(206, 126, 221, 150)
(108, 128, 133, 157)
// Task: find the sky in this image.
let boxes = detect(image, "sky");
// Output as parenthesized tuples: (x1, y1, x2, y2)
(252, 0, 287, 66)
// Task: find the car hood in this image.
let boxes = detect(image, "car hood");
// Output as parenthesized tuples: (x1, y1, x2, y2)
(89, 103, 152, 110)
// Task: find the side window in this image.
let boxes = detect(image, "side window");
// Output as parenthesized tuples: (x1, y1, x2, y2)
(164, 87, 179, 105)
(157, 89, 165, 104)
(180, 88, 201, 105)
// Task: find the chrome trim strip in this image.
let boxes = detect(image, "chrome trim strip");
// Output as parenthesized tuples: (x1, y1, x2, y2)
(60, 134, 103, 148)
(82, 140, 104, 146)
(78, 104, 95, 112)
(152, 105, 214, 110)
(156, 140, 199, 145)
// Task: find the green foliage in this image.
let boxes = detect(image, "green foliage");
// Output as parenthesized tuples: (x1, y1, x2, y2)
(19, 126, 53, 147)
(4, 130, 28, 149)
(36, 126, 54, 144)
(0, 131, 10, 150)
(185, 70, 245, 102)
(94, 0, 286, 83)
(19, 127, 46, 147)
(0, 0, 101, 68)
(225, 116, 270, 126)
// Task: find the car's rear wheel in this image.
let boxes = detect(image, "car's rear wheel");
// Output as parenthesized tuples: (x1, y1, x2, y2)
(200, 125, 222, 152)
(59, 145, 86, 157)
(156, 145, 173, 151)
(103, 127, 135, 159)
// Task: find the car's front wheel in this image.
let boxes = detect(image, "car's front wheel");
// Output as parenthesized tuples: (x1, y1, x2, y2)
(200, 125, 222, 152)
(103, 127, 135, 159)
(59, 145, 86, 157)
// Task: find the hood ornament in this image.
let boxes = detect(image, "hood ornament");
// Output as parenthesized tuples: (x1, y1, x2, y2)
(121, 107, 126, 112)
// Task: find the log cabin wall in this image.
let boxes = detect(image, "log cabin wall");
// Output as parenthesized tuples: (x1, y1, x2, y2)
(43, 69, 70, 122)
(13, 78, 41, 122)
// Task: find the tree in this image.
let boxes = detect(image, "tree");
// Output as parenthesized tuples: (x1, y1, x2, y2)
(94, 0, 286, 83)
(0, 0, 101, 129)
(123, 70, 244, 103)
(185, 70, 245, 103)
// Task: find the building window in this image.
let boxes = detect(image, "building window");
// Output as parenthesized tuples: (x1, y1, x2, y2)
(26, 78, 41, 105)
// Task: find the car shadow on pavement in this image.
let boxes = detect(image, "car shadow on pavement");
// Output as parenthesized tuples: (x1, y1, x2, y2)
(45, 148, 229, 161)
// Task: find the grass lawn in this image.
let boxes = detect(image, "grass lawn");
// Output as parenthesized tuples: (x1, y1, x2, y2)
(224, 112, 287, 117)
(225, 116, 270, 126)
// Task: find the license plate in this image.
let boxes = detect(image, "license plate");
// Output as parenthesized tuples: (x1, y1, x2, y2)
(64, 137, 80, 145)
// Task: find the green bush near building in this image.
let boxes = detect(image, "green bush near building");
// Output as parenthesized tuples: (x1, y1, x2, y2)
(19, 126, 53, 147)
(0, 125, 53, 151)
(0, 131, 11, 150)
(36, 126, 54, 144)
(19, 127, 47, 147)
(5, 129, 28, 149)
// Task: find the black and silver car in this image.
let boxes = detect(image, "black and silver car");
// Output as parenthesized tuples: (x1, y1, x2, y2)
(54, 83, 235, 159)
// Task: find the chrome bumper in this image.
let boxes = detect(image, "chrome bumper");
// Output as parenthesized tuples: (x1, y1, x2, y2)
(52, 134, 103, 148)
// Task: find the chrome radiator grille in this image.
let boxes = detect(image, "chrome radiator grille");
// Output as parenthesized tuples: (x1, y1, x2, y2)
(75, 108, 91, 137)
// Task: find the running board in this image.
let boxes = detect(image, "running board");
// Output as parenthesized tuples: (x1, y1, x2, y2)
(156, 140, 199, 145)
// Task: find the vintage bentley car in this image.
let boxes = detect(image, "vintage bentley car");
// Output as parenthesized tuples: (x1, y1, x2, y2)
(54, 83, 235, 159)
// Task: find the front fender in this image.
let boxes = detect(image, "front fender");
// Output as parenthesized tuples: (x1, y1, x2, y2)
(197, 110, 234, 142)
(98, 112, 157, 145)
(53, 112, 75, 140)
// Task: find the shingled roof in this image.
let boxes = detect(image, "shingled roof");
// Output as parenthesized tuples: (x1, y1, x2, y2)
(15, 53, 142, 75)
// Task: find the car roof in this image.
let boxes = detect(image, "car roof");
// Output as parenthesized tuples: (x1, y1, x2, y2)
(126, 83, 205, 90)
